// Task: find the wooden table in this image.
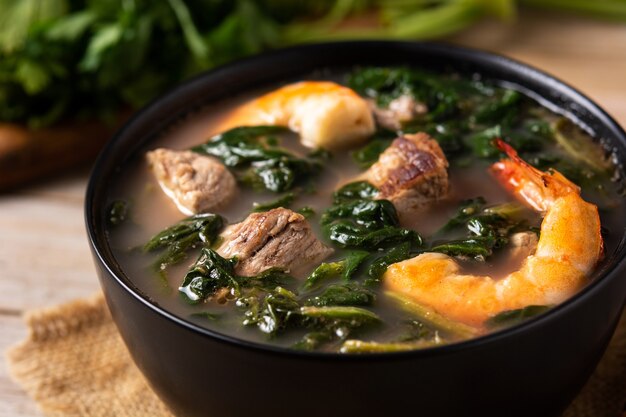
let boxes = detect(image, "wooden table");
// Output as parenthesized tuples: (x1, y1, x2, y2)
(1, 10, 625, 417)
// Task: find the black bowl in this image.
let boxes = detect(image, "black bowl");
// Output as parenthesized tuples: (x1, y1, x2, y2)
(86, 41, 626, 417)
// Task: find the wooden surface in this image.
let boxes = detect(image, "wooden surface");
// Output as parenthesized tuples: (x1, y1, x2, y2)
(1, 10, 625, 417)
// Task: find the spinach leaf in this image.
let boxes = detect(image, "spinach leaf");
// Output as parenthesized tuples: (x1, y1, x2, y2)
(305, 283, 375, 307)
(433, 198, 530, 261)
(342, 250, 370, 280)
(243, 154, 321, 192)
(323, 181, 421, 250)
(332, 181, 379, 204)
(144, 213, 224, 269)
(178, 248, 239, 303)
(192, 126, 323, 193)
(486, 305, 551, 328)
(321, 199, 399, 230)
(326, 222, 421, 249)
(348, 67, 423, 107)
(107, 199, 129, 226)
(348, 67, 461, 122)
(297, 206, 315, 218)
(351, 138, 393, 169)
(303, 262, 344, 290)
(367, 242, 412, 281)
(430, 237, 496, 259)
(471, 89, 521, 126)
(438, 197, 486, 233)
(241, 286, 302, 335)
(192, 126, 288, 166)
(467, 126, 501, 158)
(179, 248, 292, 304)
(351, 128, 397, 169)
(242, 286, 380, 343)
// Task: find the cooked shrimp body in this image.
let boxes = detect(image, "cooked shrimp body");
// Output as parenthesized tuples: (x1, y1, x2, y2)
(217, 81, 375, 150)
(384, 140, 603, 327)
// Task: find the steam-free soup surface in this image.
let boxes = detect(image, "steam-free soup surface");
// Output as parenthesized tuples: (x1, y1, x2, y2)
(107, 67, 624, 353)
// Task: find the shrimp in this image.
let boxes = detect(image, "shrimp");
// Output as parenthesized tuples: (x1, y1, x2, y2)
(217, 81, 375, 150)
(383, 139, 603, 327)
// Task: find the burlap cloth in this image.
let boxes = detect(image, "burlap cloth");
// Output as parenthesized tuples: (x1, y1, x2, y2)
(5, 293, 626, 417)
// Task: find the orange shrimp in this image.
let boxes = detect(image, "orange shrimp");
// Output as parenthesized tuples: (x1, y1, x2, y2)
(383, 139, 603, 327)
(217, 81, 375, 150)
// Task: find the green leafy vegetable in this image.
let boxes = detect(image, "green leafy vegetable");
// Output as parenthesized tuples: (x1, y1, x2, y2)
(321, 199, 399, 230)
(327, 222, 422, 249)
(4, 1, 626, 128)
(178, 248, 241, 303)
(486, 305, 551, 328)
(438, 197, 486, 233)
(351, 138, 393, 169)
(339, 339, 440, 353)
(242, 286, 380, 345)
(471, 89, 521, 125)
(385, 291, 479, 339)
(303, 251, 370, 290)
(367, 241, 411, 281)
(300, 305, 380, 322)
(341, 250, 370, 280)
(179, 248, 292, 303)
(351, 128, 397, 168)
(297, 206, 315, 218)
(193, 126, 323, 193)
(332, 181, 379, 204)
(323, 181, 422, 250)
(430, 237, 496, 258)
(242, 286, 301, 335)
(192, 126, 289, 166)
(305, 283, 375, 307)
(303, 262, 344, 290)
(433, 198, 532, 260)
(107, 199, 129, 226)
(348, 66, 461, 122)
(144, 213, 224, 269)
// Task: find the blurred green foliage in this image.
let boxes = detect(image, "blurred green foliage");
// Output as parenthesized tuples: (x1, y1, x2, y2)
(1, 0, 624, 128)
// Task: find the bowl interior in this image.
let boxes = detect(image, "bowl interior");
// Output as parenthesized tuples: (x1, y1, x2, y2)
(86, 41, 626, 356)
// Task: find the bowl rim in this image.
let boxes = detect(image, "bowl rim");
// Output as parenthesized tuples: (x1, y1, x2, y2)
(86, 40, 626, 360)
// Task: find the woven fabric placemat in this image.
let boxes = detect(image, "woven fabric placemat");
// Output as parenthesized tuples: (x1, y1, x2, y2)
(5, 293, 626, 417)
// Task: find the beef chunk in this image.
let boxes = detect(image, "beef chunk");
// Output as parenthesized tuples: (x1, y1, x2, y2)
(217, 208, 333, 276)
(147, 148, 237, 215)
(366, 132, 449, 220)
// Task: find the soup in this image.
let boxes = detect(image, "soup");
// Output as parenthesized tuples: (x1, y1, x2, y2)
(107, 67, 624, 353)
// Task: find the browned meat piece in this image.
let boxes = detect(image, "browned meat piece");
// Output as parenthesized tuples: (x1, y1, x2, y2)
(365, 132, 449, 220)
(217, 208, 333, 277)
(368, 96, 428, 131)
(147, 148, 237, 215)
